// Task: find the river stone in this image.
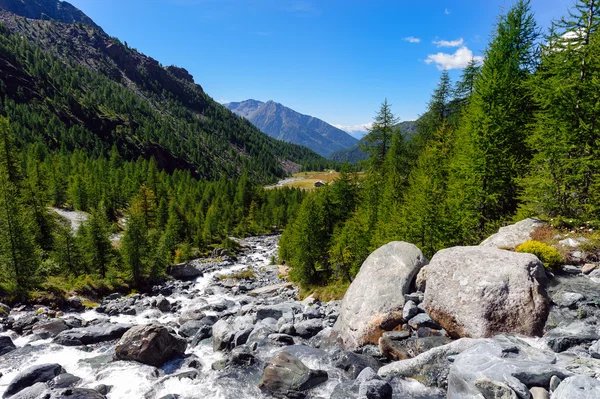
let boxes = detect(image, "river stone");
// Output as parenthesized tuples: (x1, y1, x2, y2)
(114, 324, 187, 367)
(8, 382, 48, 399)
(212, 319, 233, 351)
(378, 338, 483, 388)
(424, 246, 549, 338)
(530, 387, 549, 399)
(259, 350, 328, 396)
(447, 336, 572, 399)
(551, 375, 600, 399)
(248, 283, 294, 297)
(53, 323, 132, 346)
(3, 363, 64, 398)
(49, 373, 81, 389)
(294, 319, 323, 338)
(479, 218, 546, 249)
(474, 378, 518, 399)
(358, 379, 392, 399)
(403, 300, 418, 320)
(32, 319, 69, 339)
(48, 388, 107, 399)
(552, 292, 584, 308)
(168, 263, 202, 280)
(544, 320, 600, 352)
(0, 335, 16, 355)
(333, 241, 428, 350)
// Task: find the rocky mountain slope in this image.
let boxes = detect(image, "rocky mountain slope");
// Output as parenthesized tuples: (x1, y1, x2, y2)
(0, 1, 328, 182)
(225, 99, 358, 158)
(329, 120, 417, 163)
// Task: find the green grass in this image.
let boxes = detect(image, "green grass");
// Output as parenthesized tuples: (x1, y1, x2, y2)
(299, 280, 350, 301)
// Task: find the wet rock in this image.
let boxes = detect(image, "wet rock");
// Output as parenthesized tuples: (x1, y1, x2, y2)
(230, 346, 255, 366)
(378, 338, 481, 388)
(32, 319, 69, 339)
(358, 379, 392, 399)
(259, 350, 328, 397)
(53, 323, 132, 346)
(551, 375, 600, 398)
(48, 388, 107, 398)
(447, 336, 572, 399)
(0, 335, 16, 355)
(303, 306, 322, 320)
(155, 295, 171, 312)
(190, 324, 213, 346)
(179, 320, 206, 338)
(212, 319, 234, 351)
(379, 331, 410, 361)
(552, 292, 585, 308)
(178, 306, 206, 324)
(168, 262, 203, 280)
(333, 241, 428, 350)
(114, 324, 187, 367)
(407, 314, 440, 330)
(403, 300, 418, 321)
(3, 363, 64, 398)
(479, 218, 546, 249)
(294, 319, 322, 338)
(269, 333, 295, 346)
(425, 246, 549, 338)
(544, 321, 600, 352)
(10, 313, 40, 334)
(49, 373, 82, 389)
(248, 283, 294, 297)
(332, 349, 381, 379)
(8, 382, 47, 399)
(66, 296, 85, 311)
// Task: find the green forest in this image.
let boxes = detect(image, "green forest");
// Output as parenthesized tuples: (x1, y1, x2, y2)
(280, 0, 600, 297)
(1, 0, 599, 304)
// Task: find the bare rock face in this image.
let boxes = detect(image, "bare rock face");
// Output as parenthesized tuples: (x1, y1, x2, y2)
(333, 242, 428, 350)
(114, 324, 186, 367)
(424, 246, 550, 339)
(479, 218, 546, 249)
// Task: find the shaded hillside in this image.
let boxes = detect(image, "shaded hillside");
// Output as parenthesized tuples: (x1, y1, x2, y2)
(0, 0, 100, 29)
(0, 3, 329, 182)
(329, 120, 417, 164)
(225, 99, 358, 157)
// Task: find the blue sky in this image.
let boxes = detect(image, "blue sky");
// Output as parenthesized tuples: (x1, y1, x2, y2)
(68, 0, 571, 136)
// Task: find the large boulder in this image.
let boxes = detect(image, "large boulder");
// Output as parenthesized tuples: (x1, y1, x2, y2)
(167, 263, 202, 280)
(551, 375, 600, 399)
(32, 319, 69, 339)
(3, 363, 64, 398)
(114, 324, 187, 367)
(447, 336, 572, 399)
(333, 241, 428, 350)
(480, 218, 546, 249)
(53, 323, 131, 346)
(424, 246, 550, 338)
(259, 350, 328, 397)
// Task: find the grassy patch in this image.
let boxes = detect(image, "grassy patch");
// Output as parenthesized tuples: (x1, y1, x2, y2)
(299, 280, 350, 302)
(218, 268, 256, 280)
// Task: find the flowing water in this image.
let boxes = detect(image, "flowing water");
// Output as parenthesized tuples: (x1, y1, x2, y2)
(0, 236, 321, 399)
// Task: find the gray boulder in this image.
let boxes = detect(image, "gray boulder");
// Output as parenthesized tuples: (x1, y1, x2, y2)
(447, 336, 572, 399)
(333, 241, 428, 350)
(32, 319, 69, 339)
(0, 335, 16, 355)
(53, 323, 131, 346)
(551, 375, 600, 399)
(479, 218, 546, 249)
(259, 350, 328, 396)
(114, 324, 187, 367)
(3, 363, 64, 398)
(212, 319, 233, 351)
(294, 319, 323, 338)
(168, 263, 202, 280)
(424, 246, 549, 338)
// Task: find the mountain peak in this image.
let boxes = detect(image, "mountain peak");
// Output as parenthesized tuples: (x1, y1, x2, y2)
(0, 0, 101, 30)
(226, 99, 358, 157)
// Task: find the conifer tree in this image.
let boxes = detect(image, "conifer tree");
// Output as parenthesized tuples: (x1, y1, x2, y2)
(362, 99, 399, 169)
(521, 0, 600, 219)
(121, 209, 148, 287)
(82, 204, 113, 278)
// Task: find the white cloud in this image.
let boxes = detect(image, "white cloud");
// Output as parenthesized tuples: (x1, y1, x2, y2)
(403, 36, 421, 43)
(433, 38, 464, 47)
(444, 8, 450, 15)
(333, 123, 372, 139)
(425, 46, 484, 70)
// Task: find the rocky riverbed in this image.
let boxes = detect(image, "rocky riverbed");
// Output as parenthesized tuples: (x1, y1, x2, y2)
(1, 226, 600, 399)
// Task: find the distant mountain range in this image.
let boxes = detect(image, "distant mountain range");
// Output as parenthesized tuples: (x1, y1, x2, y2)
(329, 121, 418, 164)
(0, 0, 329, 182)
(224, 100, 359, 157)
